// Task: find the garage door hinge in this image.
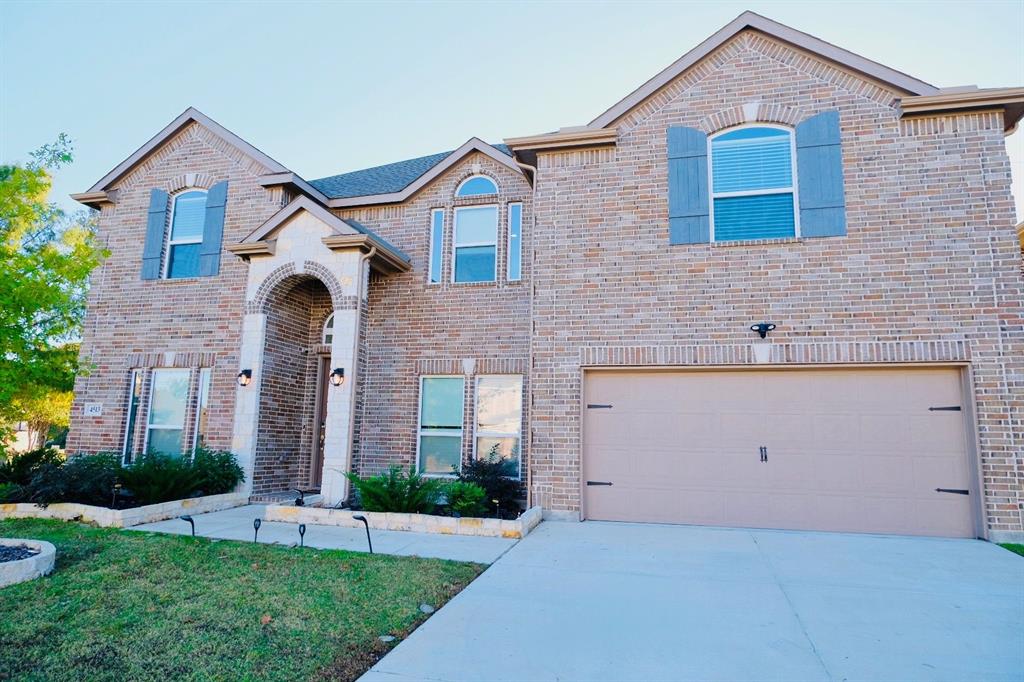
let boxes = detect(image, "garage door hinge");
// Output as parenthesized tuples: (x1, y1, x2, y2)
(928, 406, 962, 411)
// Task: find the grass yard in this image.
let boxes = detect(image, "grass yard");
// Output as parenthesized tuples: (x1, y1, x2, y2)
(1000, 543, 1024, 558)
(0, 519, 483, 681)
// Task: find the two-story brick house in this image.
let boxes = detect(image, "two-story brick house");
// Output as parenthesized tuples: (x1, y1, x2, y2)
(68, 12, 1024, 541)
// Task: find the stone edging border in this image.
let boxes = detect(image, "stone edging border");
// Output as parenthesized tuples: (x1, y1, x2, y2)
(0, 539, 56, 588)
(265, 504, 543, 539)
(0, 492, 249, 528)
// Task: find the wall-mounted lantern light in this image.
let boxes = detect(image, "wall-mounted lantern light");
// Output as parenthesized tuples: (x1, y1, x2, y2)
(237, 369, 252, 387)
(329, 368, 345, 387)
(750, 322, 777, 339)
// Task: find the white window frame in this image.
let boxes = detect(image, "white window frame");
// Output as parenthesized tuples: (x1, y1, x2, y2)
(415, 375, 465, 477)
(428, 208, 444, 284)
(451, 204, 498, 284)
(121, 369, 143, 464)
(455, 174, 499, 197)
(472, 375, 524, 480)
(142, 368, 191, 456)
(191, 367, 212, 453)
(322, 312, 335, 345)
(163, 189, 208, 279)
(506, 202, 523, 282)
(707, 123, 800, 242)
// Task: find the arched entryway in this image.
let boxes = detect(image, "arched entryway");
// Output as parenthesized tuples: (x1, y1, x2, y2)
(250, 273, 335, 497)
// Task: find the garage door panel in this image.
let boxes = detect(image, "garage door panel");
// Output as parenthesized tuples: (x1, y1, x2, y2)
(583, 368, 974, 538)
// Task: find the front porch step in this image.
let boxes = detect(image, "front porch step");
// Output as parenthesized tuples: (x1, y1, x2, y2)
(249, 490, 324, 507)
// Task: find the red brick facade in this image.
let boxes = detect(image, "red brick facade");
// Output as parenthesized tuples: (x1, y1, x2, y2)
(67, 25, 1022, 537)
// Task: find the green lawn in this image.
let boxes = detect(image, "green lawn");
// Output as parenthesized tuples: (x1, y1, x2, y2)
(1000, 543, 1024, 558)
(0, 519, 483, 681)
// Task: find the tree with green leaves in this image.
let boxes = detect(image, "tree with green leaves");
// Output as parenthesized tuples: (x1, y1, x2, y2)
(0, 135, 107, 444)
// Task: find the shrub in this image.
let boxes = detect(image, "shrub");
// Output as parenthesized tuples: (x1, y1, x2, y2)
(0, 447, 64, 487)
(0, 482, 20, 503)
(457, 446, 525, 519)
(190, 447, 245, 496)
(119, 454, 202, 506)
(29, 452, 122, 506)
(442, 480, 487, 517)
(345, 466, 444, 513)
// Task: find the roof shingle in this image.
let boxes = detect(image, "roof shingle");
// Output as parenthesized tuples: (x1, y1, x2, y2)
(309, 144, 511, 200)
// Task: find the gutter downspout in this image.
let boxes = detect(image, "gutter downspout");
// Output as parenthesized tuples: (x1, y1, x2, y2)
(341, 246, 376, 504)
(514, 157, 538, 510)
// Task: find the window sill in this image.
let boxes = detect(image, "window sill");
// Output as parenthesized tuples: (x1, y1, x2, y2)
(710, 236, 804, 248)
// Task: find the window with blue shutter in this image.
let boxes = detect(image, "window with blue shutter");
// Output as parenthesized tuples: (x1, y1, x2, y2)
(710, 126, 797, 242)
(165, 190, 207, 278)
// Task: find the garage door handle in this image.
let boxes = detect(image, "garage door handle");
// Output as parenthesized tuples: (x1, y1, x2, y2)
(587, 404, 613, 409)
(935, 488, 969, 495)
(586, 481, 613, 486)
(928, 406, 961, 411)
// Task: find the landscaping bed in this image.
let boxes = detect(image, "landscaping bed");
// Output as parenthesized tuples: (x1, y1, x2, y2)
(267, 503, 543, 539)
(0, 491, 249, 528)
(0, 518, 482, 681)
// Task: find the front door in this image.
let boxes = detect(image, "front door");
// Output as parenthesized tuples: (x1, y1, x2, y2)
(311, 355, 330, 488)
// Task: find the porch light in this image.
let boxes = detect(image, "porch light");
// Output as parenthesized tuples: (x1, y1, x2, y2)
(329, 367, 345, 387)
(237, 369, 252, 387)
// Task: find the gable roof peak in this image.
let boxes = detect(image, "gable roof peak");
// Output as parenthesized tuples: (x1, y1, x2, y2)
(81, 106, 290, 196)
(587, 11, 940, 129)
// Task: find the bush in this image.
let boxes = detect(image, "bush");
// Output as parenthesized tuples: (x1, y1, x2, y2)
(0, 482, 20, 503)
(190, 447, 245, 496)
(11, 448, 245, 508)
(457, 447, 525, 519)
(442, 480, 487, 517)
(119, 453, 202, 506)
(29, 452, 122, 506)
(345, 466, 444, 513)
(0, 447, 64, 487)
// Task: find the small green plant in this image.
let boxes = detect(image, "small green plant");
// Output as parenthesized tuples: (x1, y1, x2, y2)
(457, 445, 525, 519)
(443, 480, 487, 517)
(0, 482, 19, 502)
(345, 466, 444, 513)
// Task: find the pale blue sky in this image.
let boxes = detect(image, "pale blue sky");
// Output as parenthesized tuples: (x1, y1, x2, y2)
(2, 1, 1022, 218)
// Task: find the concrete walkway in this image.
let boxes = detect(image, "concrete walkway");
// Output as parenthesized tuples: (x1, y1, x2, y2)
(360, 520, 1024, 682)
(127, 504, 516, 564)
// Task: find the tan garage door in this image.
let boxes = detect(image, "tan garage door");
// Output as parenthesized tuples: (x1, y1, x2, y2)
(583, 368, 976, 537)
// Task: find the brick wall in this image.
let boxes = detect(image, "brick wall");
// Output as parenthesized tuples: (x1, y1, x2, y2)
(68, 123, 284, 459)
(338, 152, 533, 480)
(528, 30, 1023, 532)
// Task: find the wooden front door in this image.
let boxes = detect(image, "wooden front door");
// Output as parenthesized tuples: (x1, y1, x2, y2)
(311, 355, 330, 488)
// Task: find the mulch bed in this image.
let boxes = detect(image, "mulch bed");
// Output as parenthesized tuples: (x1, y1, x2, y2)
(0, 544, 39, 563)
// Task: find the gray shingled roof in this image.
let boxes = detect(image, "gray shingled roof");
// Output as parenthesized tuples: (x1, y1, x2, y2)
(309, 144, 511, 200)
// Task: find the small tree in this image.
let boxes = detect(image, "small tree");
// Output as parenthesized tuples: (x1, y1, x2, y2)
(7, 387, 72, 450)
(0, 135, 106, 441)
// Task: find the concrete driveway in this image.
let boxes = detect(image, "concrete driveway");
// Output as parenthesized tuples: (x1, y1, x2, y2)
(360, 521, 1023, 682)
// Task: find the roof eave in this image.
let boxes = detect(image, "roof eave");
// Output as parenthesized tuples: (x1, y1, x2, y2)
(81, 107, 290, 194)
(258, 172, 332, 205)
(899, 87, 1024, 133)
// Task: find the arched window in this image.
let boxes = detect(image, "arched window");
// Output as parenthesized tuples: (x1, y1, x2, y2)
(709, 126, 797, 242)
(455, 175, 498, 197)
(322, 313, 335, 345)
(165, 189, 207, 278)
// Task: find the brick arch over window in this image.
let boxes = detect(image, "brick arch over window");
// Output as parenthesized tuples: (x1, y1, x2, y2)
(167, 172, 216, 194)
(453, 170, 501, 198)
(699, 102, 804, 134)
(246, 260, 346, 314)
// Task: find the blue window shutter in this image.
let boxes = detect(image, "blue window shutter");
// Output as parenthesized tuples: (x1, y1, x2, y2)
(198, 181, 228, 276)
(141, 188, 169, 280)
(667, 126, 710, 244)
(796, 111, 846, 237)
